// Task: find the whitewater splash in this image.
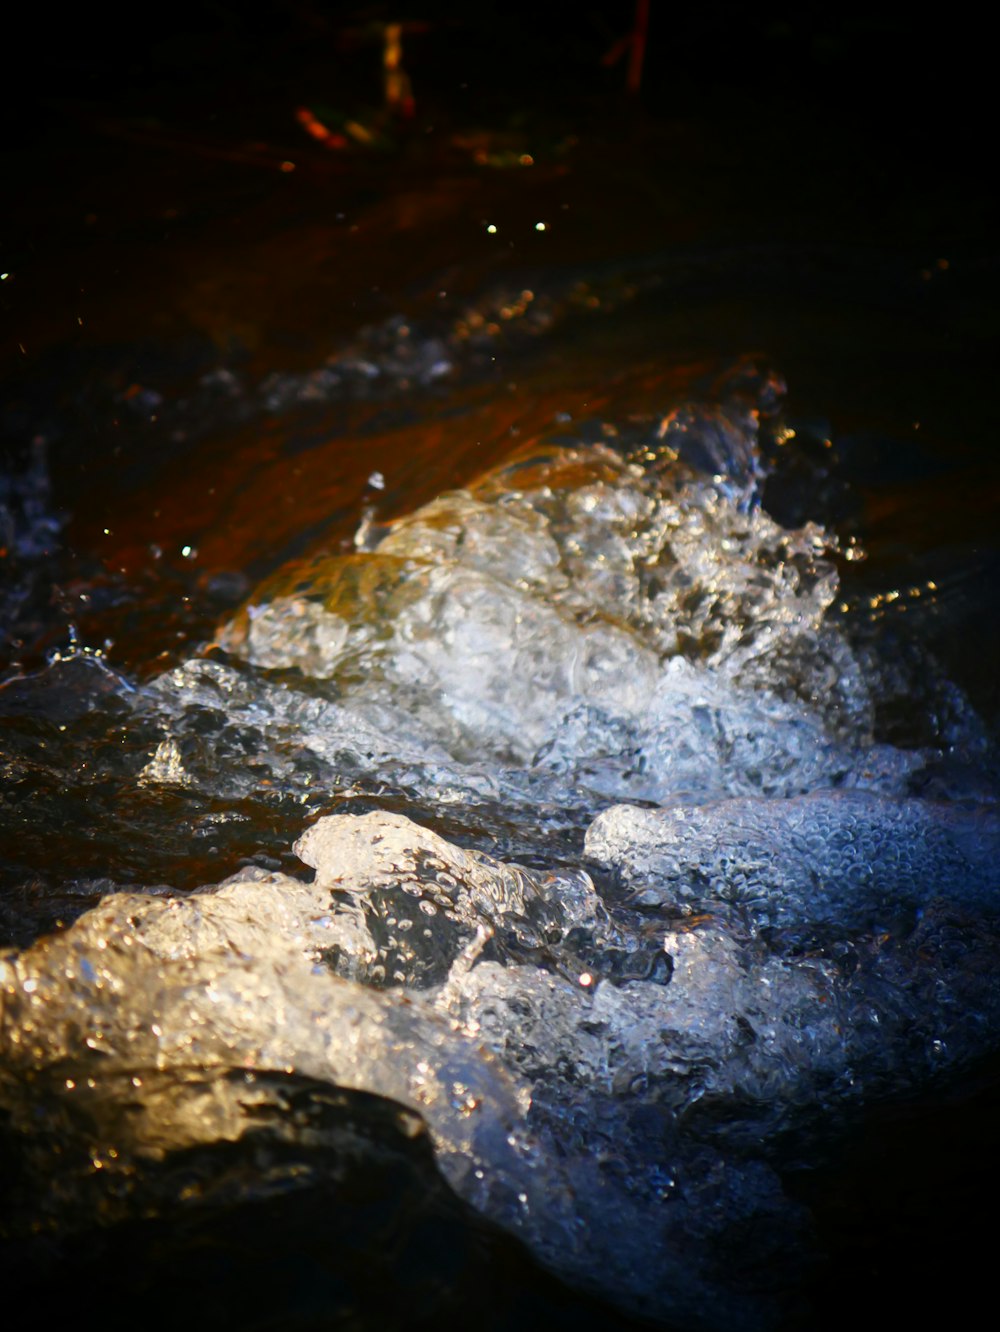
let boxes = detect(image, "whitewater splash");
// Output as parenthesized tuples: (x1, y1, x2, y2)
(2, 364, 998, 1328)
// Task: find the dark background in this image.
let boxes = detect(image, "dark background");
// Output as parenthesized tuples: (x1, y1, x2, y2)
(2, 5, 998, 1329)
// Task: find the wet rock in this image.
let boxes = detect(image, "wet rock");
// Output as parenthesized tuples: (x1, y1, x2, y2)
(0, 861, 533, 1224)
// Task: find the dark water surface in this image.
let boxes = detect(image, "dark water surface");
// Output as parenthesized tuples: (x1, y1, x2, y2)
(2, 6, 999, 1329)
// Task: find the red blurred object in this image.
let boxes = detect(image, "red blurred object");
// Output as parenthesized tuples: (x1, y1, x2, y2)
(295, 106, 348, 149)
(602, 0, 649, 94)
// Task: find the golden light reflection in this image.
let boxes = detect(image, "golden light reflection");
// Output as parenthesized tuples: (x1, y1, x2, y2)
(863, 580, 940, 617)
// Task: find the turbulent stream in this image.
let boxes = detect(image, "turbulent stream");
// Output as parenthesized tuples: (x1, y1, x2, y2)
(1, 278, 999, 1329)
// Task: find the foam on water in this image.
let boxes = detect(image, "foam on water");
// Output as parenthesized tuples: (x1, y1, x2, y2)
(586, 791, 1000, 932)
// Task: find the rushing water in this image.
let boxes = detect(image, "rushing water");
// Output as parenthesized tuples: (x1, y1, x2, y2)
(3, 27, 1000, 1324)
(3, 293, 999, 1326)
